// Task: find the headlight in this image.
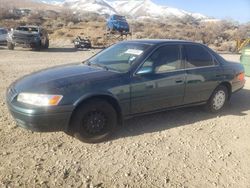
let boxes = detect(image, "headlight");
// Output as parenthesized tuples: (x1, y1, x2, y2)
(17, 93, 63, 106)
(7, 33, 13, 39)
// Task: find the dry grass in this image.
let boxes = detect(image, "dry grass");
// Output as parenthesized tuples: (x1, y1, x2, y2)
(0, 1, 249, 51)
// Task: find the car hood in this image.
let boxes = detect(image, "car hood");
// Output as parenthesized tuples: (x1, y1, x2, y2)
(12, 63, 118, 93)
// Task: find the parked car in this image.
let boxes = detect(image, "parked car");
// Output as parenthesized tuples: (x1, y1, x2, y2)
(0, 28, 8, 46)
(6, 40, 245, 143)
(107, 14, 130, 33)
(7, 26, 49, 51)
(73, 36, 92, 49)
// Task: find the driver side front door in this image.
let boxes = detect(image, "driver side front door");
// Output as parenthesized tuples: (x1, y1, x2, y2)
(130, 44, 186, 114)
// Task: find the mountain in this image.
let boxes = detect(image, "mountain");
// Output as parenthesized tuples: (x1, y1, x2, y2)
(110, 0, 188, 18)
(0, 0, 60, 10)
(62, 0, 117, 15)
(39, 0, 209, 20)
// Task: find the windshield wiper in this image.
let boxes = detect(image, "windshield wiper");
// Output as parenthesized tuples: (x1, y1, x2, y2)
(82, 60, 91, 65)
(88, 62, 109, 71)
(94, 63, 109, 71)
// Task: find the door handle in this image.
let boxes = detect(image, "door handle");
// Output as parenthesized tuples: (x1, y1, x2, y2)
(175, 79, 184, 83)
(216, 74, 225, 79)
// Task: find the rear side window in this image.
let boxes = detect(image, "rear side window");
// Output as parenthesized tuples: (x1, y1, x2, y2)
(185, 45, 214, 68)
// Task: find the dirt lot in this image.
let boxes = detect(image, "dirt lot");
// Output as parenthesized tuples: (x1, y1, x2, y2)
(0, 46, 249, 188)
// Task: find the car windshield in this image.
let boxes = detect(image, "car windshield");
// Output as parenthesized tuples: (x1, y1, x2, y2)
(87, 42, 151, 73)
(114, 15, 126, 21)
(16, 27, 39, 33)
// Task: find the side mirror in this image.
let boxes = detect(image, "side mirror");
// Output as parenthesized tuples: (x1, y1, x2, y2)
(136, 66, 153, 75)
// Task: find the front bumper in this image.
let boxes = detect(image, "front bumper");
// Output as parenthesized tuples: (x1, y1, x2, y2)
(8, 39, 40, 48)
(115, 27, 129, 33)
(0, 40, 7, 45)
(7, 100, 74, 132)
(14, 41, 39, 48)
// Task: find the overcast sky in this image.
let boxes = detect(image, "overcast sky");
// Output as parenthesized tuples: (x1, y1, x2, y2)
(46, 0, 250, 23)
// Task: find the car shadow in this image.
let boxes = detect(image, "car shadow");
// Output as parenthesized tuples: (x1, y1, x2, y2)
(42, 48, 78, 53)
(92, 46, 105, 50)
(113, 88, 250, 141)
(43, 47, 104, 52)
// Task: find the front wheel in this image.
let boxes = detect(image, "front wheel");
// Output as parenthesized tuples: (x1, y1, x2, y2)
(70, 99, 117, 143)
(33, 41, 41, 51)
(206, 85, 228, 113)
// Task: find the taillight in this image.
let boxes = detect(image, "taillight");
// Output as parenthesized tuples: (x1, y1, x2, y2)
(237, 72, 245, 81)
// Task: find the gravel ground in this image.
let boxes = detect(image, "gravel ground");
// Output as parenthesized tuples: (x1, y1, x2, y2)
(0, 46, 249, 188)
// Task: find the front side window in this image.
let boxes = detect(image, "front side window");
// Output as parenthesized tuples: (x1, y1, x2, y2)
(185, 44, 214, 68)
(140, 45, 181, 74)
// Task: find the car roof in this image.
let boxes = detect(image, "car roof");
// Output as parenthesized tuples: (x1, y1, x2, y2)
(124, 39, 203, 46)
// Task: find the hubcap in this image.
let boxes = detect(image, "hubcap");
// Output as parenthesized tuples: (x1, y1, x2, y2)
(83, 111, 107, 135)
(213, 90, 226, 110)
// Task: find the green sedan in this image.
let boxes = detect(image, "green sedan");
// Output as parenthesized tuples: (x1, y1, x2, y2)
(6, 40, 245, 143)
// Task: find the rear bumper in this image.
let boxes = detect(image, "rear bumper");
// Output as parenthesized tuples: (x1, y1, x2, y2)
(232, 80, 245, 93)
(7, 101, 74, 132)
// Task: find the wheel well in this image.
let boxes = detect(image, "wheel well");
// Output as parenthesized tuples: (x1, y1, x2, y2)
(69, 95, 123, 129)
(220, 82, 232, 100)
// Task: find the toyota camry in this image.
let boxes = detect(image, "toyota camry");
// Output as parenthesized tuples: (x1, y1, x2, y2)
(6, 40, 245, 143)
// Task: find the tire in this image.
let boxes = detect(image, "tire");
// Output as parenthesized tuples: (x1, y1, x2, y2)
(70, 99, 117, 143)
(7, 42, 14, 50)
(206, 85, 229, 113)
(44, 39, 49, 49)
(33, 42, 41, 51)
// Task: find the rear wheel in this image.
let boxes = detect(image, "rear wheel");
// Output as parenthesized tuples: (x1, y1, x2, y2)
(206, 85, 229, 113)
(70, 99, 117, 143)
(7, 42, 14, 50)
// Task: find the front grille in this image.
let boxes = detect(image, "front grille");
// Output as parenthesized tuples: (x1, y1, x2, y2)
(13, 33, 34, 42)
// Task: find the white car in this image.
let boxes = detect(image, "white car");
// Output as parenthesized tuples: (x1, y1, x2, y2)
(0, 28, 8, 45)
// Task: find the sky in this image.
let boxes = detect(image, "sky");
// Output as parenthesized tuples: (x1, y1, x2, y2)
(156, 0, 250, 23)
(46, 0, 250, 23)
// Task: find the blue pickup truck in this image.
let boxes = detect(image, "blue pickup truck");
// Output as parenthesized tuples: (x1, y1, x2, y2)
(107, 14, 130, 33)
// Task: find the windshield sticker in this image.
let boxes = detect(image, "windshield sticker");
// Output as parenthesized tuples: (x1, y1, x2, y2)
(125, 49, 143, 56)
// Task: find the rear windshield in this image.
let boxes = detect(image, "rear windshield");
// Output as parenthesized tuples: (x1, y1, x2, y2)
(16, 27, 38, 32)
